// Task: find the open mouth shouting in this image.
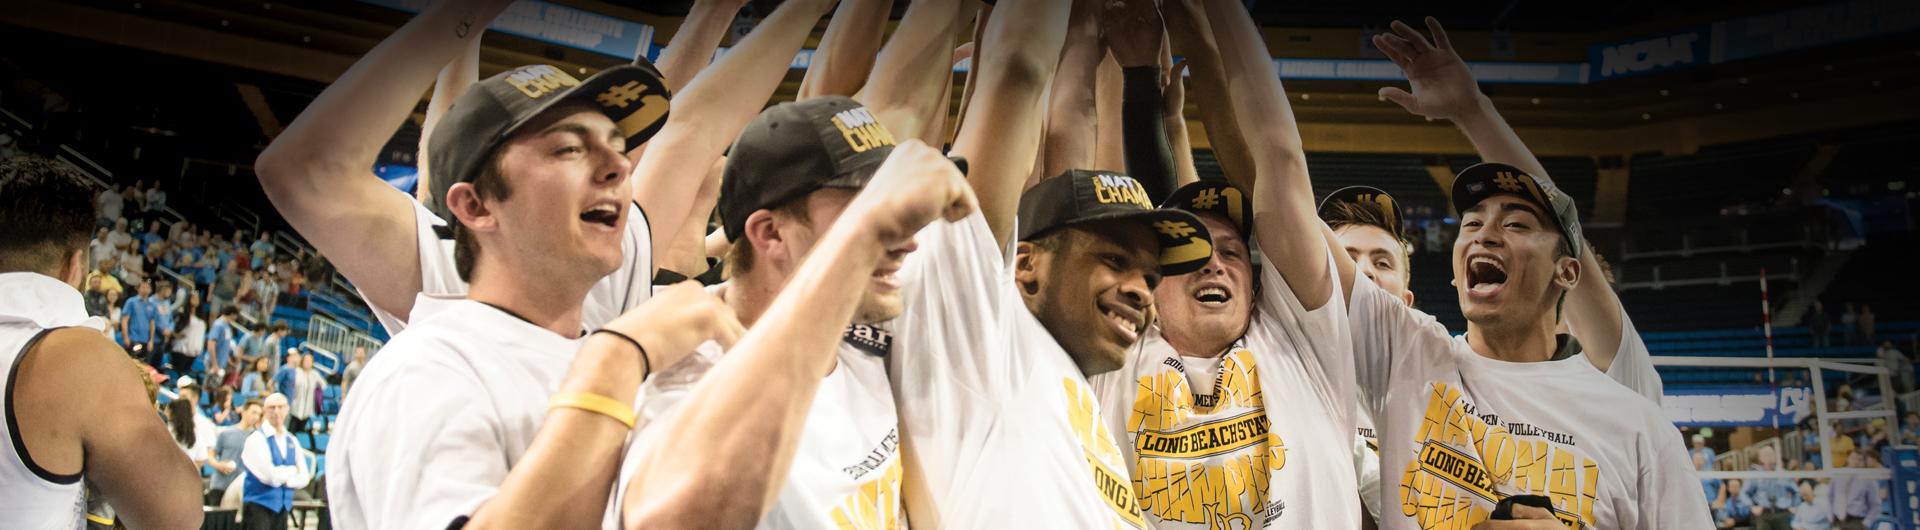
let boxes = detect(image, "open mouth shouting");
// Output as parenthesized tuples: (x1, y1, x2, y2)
(1190, 281, 1234, 308)
(1465, 253, 1507, 301)
(579, 200, 622, 231)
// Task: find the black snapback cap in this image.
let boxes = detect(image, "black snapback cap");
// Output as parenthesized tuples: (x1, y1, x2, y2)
(1449, 162, 1583, 257)
(718, 96, 917, 241)
(1017, 170, 1215, 276)
(426, 61, 671, 223)
(1318, 185, 1405, 241)
(1163, 179, 1252, 236)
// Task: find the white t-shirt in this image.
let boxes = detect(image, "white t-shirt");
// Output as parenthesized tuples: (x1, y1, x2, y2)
(328, 295, 609, 530)
(882, 212, 1146, 529)
(1090, 252, 1358, 529)
(1348, 277, 1710, 530)
(1605, 309, 1663, 405)
(364, 192, 653, 333)
(617, 324, 904, 529)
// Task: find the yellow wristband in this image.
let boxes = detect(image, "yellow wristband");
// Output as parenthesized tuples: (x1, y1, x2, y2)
(549, 392, 636, 429)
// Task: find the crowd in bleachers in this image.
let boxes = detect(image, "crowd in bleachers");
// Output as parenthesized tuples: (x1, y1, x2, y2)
(79, 177, 364, 520)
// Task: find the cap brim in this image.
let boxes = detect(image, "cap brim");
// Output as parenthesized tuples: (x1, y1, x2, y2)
(1066, 207, 1215, 277)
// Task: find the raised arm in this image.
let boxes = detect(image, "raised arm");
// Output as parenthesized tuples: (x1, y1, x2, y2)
(1165, 61, 1201, 186)
(797, 0, 892, 99)
(655, 0, 748, 93)
(1040, 0, 1105, 179)
(1164, 0, 1254, 192)
(857, 0, 971, 144)
(623, 142, 973, 528)
(951, 0, 1073, 250)
(1203, 0, 1340, 309)
(415, 35, 484, 204)
(1374, 18, 1630, 366)
(1107, 0, 1177, 202)
(630, 0, 838, 265)
(254, 0, 511, 322)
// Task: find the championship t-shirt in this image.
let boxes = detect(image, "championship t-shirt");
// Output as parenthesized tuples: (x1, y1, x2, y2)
(883, 212, 1145, 529)
(617, 321, 905, 530)
(328, 295, 615, 529)
(1348, 277, 1710, 529)
(363, 190, 653, 333)
(1091, 251, 1358, 529)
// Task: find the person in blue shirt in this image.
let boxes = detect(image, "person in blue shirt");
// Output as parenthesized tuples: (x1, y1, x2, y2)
(120, 280, 159, 365)
(249, 234, 273, 270)
(1745, 445, 1800, 530)
(1717, 478, 1753, 529)
(271, 351, 300, 416)
(205, 306, 240, 382)
(150, 284, 177, 374)
(139, 222, 164, 255)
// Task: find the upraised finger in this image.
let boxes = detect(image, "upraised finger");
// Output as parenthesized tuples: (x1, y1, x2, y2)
(1388, 19, 1433, 52)
(1374, 34, 1416, 67)
(1425, 16, 1452, 51)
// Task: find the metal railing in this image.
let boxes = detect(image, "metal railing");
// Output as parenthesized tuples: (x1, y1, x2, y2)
(306, 313, 384, 364)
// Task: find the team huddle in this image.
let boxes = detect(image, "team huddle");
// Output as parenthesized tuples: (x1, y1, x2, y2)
(0, 0, 1711, 528)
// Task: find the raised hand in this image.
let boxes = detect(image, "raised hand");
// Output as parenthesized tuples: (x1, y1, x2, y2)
(1104, 0, 1165, 68)
(846, 140, 977, 247)
(1374, 17, 1485, 121)
(602, 281, 745, 371)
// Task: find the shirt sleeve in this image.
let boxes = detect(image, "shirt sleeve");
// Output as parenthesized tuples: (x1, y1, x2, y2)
(361, 192, 466, 336)
(1248, 248, 1356, 425)
(242, 431, 289, 486)
(1346, 272, 1451, 421)
(888, 211, 1020, 405)
(1637, 423, 1716, 529)
(1603, 308, 1665, 405)
(341, 358, 508, 529)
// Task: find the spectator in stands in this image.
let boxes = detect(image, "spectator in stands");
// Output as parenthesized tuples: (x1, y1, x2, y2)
(208, 306, 241, 385)
(117, 240, 146, 286)
(249, 233, 273, 270)
(106, 217, 133, 256)
(88, 227, 114, 266)
(1718, 478, 1753, 529)
(144, 181, 166, 217)
(255, 322, 289, 369)
(1832, 430, 1857, 469)
(1693, 434, 1718, 469)
(1789, 479, 1831, 530)
(1832, 449, 1874, 529)
(83, 273, 114, 317)
(139, 222, 164, 256)
(1859, 305, 1877, 349)
(342, 346, 366, 398)
(209, 398, 263, 505)
(151, 281, 177, 370)
(127, 181, 146, 215)
(208, 386, 236, 426)
(253, 267, 281, 319)
(1902, 412, 1920, 445)
(165, 395, 210, 470)
(241, 393, 310, 530)
(86, 257, 122, 296)
(233, 270, 258, 321)
(288, 353, 320, 437)
(96, 183, 123, 226)
(172, 292, 206, 376)
(1810, 301, 1832, 350)
(1842, 303, 1859, 347)
(119, 279, 158, 363)
(271, 351, 299, 417)
(240, 356, 274, 405)
(1698, 451, 1722, 519)
(212, 263, 242, 314)
(1875, 341, 1913, 395)
(1747, 445, 1799, 529)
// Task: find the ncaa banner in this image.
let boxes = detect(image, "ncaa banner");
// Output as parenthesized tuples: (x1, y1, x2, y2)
(1588, 26, 1709, 81)
(359, 0, 655, 60)
(1661, 385, 1815, 427)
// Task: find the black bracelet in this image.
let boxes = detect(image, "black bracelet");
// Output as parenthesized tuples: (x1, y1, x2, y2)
(591, 328, 652, 381)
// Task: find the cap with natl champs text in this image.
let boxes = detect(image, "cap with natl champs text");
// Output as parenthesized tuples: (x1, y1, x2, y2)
(1163, 179, 1252, 237)
(718, 96, 950, 241)
(1318, 185, 1405, 242)
(1018, 170, 1214, 276)
(1448, 162, 1583, 258)
(426, 61, 671, 223)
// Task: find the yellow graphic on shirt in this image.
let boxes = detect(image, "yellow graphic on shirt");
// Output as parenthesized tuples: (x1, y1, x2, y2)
(1127, 349, 1288, 529)
(829, 457, 903, 530)
(1399, 382, 1598, 529)
(1066, 377, 1148, 529)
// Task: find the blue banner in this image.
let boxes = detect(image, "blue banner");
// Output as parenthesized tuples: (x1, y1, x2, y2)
(1662, 385, 1815, 427)
(1588, 26, 1709, 81)
(359, 0, 654, 59)
(1714, 0, 1920, 63)
(1891, 447, 1920, 530)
